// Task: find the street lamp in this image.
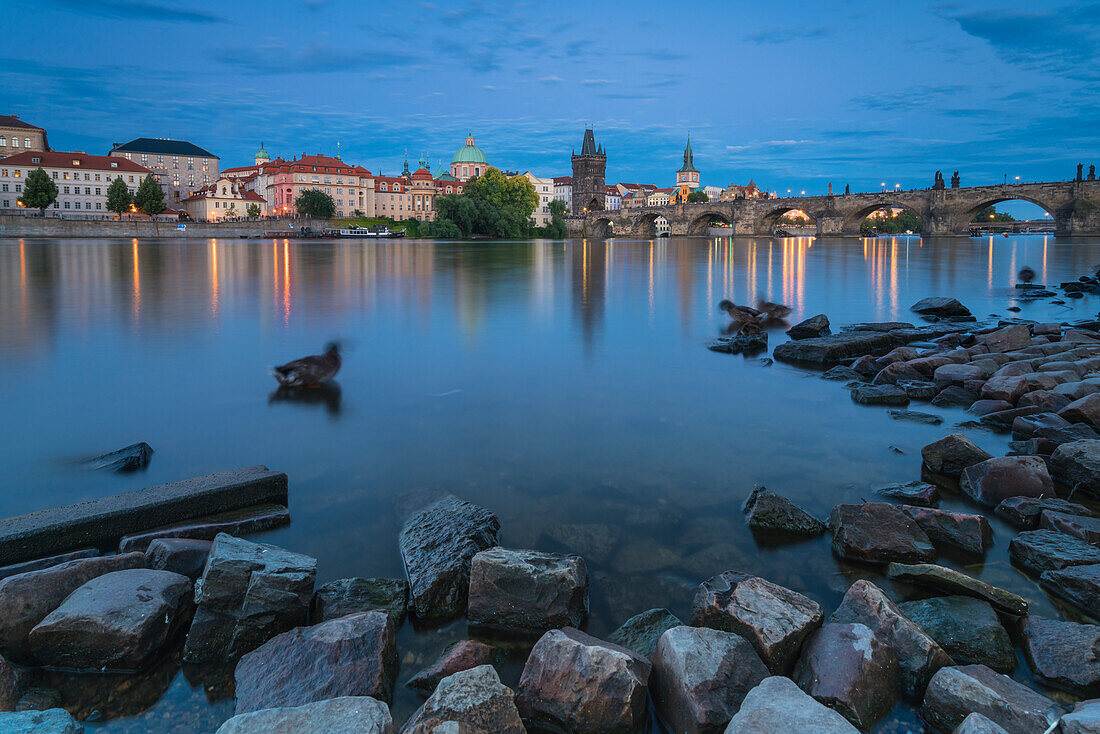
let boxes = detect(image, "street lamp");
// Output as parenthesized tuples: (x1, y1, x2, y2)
(801, 190, 805, 196)
(1015, 175, 1020, 185)
(894, 183, 900, 191)
(881, 182, 886, 192)
(787, 189, 791, 197)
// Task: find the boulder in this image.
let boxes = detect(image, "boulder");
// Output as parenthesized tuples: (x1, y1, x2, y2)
(0, 654, 15, 711)
(0, 709, 83, 733)
(401, 665, 525, 734)
(0, 550, 98, 583)
(311, 578, 408, 626)
(934, 363, 988, 388)
(117, 504, 291, 553)
(881, 346, 921, 364)
(786, 314, 830, 340)
(886, 563, 1027, 616)
(959, 456, 1054, 508)
(607, 608, 682, 660)
(888, 409, 944, 425)
(981, 325, 1030, 353)
(1061, 393, 1100, 428)
(792, 622, 898, 729)
(922, 664, 1063, 734)
(900, 506, 992, 555)
(1012, 412, 1071, 438)
(1061, 699, 1100, 734)
(980, 375, 1028, 404)
(1040, 563, 1100, 616)
(517, 628, 650, 734)
(1019, 390, 1073, 413)
(850, 384, 909, 406)
(921, 434, 993, 478)
(182, 533, 317, 663)
(399, 496, 500, 621)
(995, 496, 1096, 530)
(872, 361, 925, 386)
(214, 697, 393, 734)
(1051, 439, 1100, 495)
(651, 626, 768, 734)
(979, 405, 1044, 429)
(876, 481, 939, 506)
(954, 713, 1010, 734)
(773, 332, 905, 368)
(911, 297, 971, 318)
(741, 486, 825, 537)
(690, 573, 823, 674)
(969, 399, 1013, 416)
(829, 579, 952, 698)
(932, 386, 981, 408)
(828, 503, 936, 565)
(1009, 529, 1100, 574)
(0, 552, 145, 662)
(144, 538, 212, 580)
(233, 611, 396, 714)
(86, 441, 154, 473)
(823, 366, 863, 381)
(1020, 616, 1100, 697)
(899, 379, 940, 400)
(27, 569, 192, 670)
(724, 675, 858, 733)
(407, 640, 500, 693)
(467, 548, 587, 634)
(1040, 510, 1100, 544)
(897, 596, 1014, 673)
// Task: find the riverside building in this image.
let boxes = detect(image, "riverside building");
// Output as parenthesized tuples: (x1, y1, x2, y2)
(0, 151, 151, 214)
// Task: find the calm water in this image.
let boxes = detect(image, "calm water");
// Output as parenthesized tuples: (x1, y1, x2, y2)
(1, 234, 1098, 732)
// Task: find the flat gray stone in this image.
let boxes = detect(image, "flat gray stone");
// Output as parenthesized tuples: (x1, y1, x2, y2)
(214, 696, 393, 734)
(724, 675, 858, 733)
(1040, 563, 1100, 616)
(887, 563, 1028, 616)
(0, 709, 83, 733)
(1010, 529, 1100, 574)
(922, 664, 1063, 734)
(311, 578, 407, 626)
(1061, 699, 1100, 734)
(1020, 616, 1100, 697)
(144, 538, 212, 580)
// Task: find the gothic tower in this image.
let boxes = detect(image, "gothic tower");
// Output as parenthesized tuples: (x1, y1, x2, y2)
(571, 127, 606, 215)
(674, 136, 700, 204)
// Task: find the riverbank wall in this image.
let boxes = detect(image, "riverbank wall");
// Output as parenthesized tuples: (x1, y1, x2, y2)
(0, 215, 312, 239)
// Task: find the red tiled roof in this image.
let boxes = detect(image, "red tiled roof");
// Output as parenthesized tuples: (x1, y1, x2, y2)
(0, 115, 45, 131)
(2, 150, 150, 173)
(553, 176, 572, 184)
(261, 155, 372, 177)
(221, 164, 260, 174)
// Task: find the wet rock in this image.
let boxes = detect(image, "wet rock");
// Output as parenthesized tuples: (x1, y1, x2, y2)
(932, 386, 980, 408)
(851, 384, 910, 406)
(786, 314, 830, 340)
(1019, 390, 1074, 413)
(968, 399, 1013, 416)
(981, 325, 1030, 353)
(980, 375, 1028, 404)
(1041, 510, 1100, 544)
(792, 622, 898, 729)
(144, 538, 212, 580)
(882, 346, 921, 364)
(923, 664, 1064, 734)
(311, 577, 408, 626)
(690, 573, 823, 674)
(401, 665, 525, 734)
(28, 569, 192, 670)
(954, 712, 1010, 734)
(876, 481, 939, 507)
(912, 297, 971, 318)
(517, 628, 650, 734)
(873, 361, 925, 386)
(1040, 563, 1100, 615)
(888, 409, 944, 425)
(182, 533, 317, 663)
(995, 496, 1096, 529)
(215, 696, 393, 734)
(607, 608, 682, 660)
(889, 562, 1028, 616)
(1020, 616, 1100, 697)
(980, 405, 1044, 429)
(0, 550, 99, 583)
(741, 486, 825, 537)
(823, 366, 863, 381)
(0, 654, 15, 711)
(773, 332, 906, 368)
(900, 506, 992, 555)
(899, 379, 939, 400)
(851, 354, 884, 379)
(399, 496, 500, 621)
(898, 596, 1014, 673)
(1010, 529, 1100, 574)
(830, 579, 952, 698)
(117, 504, 291, 553)
(828, 503, 936, 565)
(1060, 393, 1100, 429)
(724, 675, 858, 733)
(1012, 412, 1071, 438)
(651, 626, 768, 734)
(960, 456, 1054, 508)
(707, 333, 767, 355)
(921, 434, 993, 478)
(1037, 424, 1100, 449)
(935, 364, 990, 389)
(0, 552, 145, 662)
(542, 523, 620, 565)
(1051, 439, 1100, 495)
(0, 709, 83, 733)
(86, 441, 154, 473)
(467, 547, 588, 634)
(234, 610, 396, 714)
(1056, 380, 1100, 401)
(407, 640, 500, 693)
(1061, 699, 1100, 734)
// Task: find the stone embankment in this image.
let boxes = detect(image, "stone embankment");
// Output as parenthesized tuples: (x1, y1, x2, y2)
(0, 215, 307, 239)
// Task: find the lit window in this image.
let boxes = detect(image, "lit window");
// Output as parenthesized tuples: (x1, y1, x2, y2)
(0, 136, 5, 146)
(24, 138, 30, 147)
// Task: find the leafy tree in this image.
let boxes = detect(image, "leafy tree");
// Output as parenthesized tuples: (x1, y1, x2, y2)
(247, 202, 261, 219)
(352, 209, 364, 217)
(974, 206, 1015, 222)
(544, 198, 567, 238)
(18, 167, 58, 214)
(225, 204, 237, 220)
(431, 218, 462, 239)
(134, 174, 166, 217)
(296, 189, 335, 218)
(861, 209, 923, 234)
(686, 190, 709, 203)
(106, 177, 132, 216)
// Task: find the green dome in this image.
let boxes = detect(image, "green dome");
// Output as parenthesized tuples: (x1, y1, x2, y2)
(255, 142, 270, 161)
(451, 133, 487, 165)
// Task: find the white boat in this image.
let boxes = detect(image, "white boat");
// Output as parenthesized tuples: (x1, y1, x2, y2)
(337, 226, 404, 238)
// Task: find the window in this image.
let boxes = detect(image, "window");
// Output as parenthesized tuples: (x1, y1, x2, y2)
(12, 138, 19, 148)
(96, 202, 102, 210)
(31, 157, 40, 164)
(74, 201, 80, 209)
(95, 188, 101, 196)
(0, 136, 5, 147)
(15, 184, 20, 193)
(13, 170, 20, 178)
(85, 188, 91, 195)
(1, 200, 6, 208)
(0, 184, 6, 192)
(25, 138, 31, 147)
(110, 161, 118, 169)
(64, 201, 70, 209)
(157, 155, 163, 163)
(63, 187, 69, 194)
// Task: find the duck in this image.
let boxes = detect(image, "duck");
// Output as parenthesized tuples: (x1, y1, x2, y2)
(271, 342, 341, 387)
(756, 299, 792, 321)
(719, 300, 765, 335)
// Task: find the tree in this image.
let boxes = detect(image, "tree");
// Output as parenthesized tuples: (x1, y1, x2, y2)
(247, 202, 261, 219)
(545, 198, 568, 238)
(134, 174, 166, 218)
(431, 218, 462, 239)
(106, 177, 132, 217)
(687, 190, 709, 203)
(18, 167, 58, 214)
(974, 206, 1015, 222)
(296, 189, 336, 218)
(352, 209, 364, 217)
(226, 204, 238, 220)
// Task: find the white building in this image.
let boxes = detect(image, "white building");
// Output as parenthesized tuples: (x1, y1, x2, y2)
(553, 176, 572, 212)
(0, 151, 152, 215)
(703, 185, 724, 202)
(523, 172, 555, 226)
(181, 176, 268, 221)
(604, 186, 621, 210)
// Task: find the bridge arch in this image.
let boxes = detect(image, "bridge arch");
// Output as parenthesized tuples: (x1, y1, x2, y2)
(757, 204, 818, 233)
(844, 202, 926, 236)
(629, 211, 670, 238)
(588, 217, 614, 238)
(686, 210, 733, 235)
(950, 194, 1058, 232)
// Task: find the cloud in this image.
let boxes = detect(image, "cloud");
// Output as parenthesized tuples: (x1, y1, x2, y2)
(539, 75, 565, 83)
(851, 84, 971, 112)
(580, 79, 618, 86)
(217, 44, 419, 75)
(46, 0, 223, 23)
(746, 26, 834, 44)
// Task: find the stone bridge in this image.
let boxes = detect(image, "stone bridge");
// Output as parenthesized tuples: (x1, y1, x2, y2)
(569, 179, 1100, 238)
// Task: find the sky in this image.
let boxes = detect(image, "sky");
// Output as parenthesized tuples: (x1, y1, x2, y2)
(4, 0, 1099, 209)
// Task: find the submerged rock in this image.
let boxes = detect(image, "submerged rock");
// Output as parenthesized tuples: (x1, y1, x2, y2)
(724, 676, 858, 733)
(401, 665, 525, 734)
(466, 547, 588, 634)
(741, 486, 825, 537)
(0, 709, 83, 733)
(1009, 529, 1100, 574)
(898, 596, 1014, 673)
(886, 562, 1028, 616)
(922, 664, 1063, 734)
(876, 481, 939, 507)
(888, 409, 944, 424)
(911, 297, 972, 318)
(828, 503, 936, 565)
(86, 441, 153, 472)
(1020, 616, 1100, 697)
(407, 640, 500, 693)
(311, 577, 408, 626)
(606, 608, 682, 660)
(921, 434, 993, 478)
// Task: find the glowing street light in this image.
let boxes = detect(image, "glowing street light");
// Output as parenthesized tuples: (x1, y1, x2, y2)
(880, 182, 886, 192)
(1015, 175, 1020, 184)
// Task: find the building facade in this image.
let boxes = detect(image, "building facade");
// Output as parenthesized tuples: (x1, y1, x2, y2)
(109, 138, 219, 204)
(570, 128, 606, 214)
(604, 186, 621, 210)
(451, 133, 489, 181)
(523, 172, 555, 226)
(673, 137, 700, 204)
(553, 176, 572, 211)
(0, 151, 151, 214)
(647, 188, 673, 207)
(180, 176, 267, 221)
(0, 116, 48, 159)
(252, 154, 374, 218)
(721, 180, 770, 200)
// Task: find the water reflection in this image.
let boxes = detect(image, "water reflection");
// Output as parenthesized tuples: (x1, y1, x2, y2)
(268, 382, 343, 417)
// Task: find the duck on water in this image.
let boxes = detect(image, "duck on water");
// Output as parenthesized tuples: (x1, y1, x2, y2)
(271, 342, 342, 388)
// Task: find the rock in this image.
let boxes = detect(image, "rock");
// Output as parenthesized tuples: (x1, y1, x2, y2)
(900, 506, 992, 555)
(724, 677, 860, 733)
(406, 640, 499, 693)
(1012, 412, 1071, 438)
(981, 325, 1031, 353)
(707, 333, 768, 355)
(1010, 529, 1100, 574)
(542, 523, 620, 565)
(912, 297, 971, 318)
(0, 552, 145, 662)
(399, 496, 500, 621)
(1051, 439, 1100, 495)
(899, 379, 940, 400)
(467, 547, 587, 634)
(607, 608, 682, 660)
(786, 314, 831, 339)
(401, 665, 525, 734)
(1019, 389, 1074, 413)
(823, 366, 863, 381)
(828, 503, 936, 565)
(921, 434, 993, 478)
(311, 578, 408, 626)
(86, 441, 154, 473)
(851, 354, 884, 378)
(234, 611, 396, 714)
(1020, 616, 1100, 697)
(0, 550, 99, 583)
(214, 697, 393, 734)
(1062, 699, 1100, 734)
(960, 456, 1054, 508)
(144, 538, 212, 580)
(876, 481, 940, 506)
(516, 628, 650, 734)
(888, 562, 1029, 615)
(954, 712, 1010, 734)
(829, 579, 952, 698)
(27, 569, 193, 670)
(741, 486, 825, 537)
(117, 504, 291, 553)
(934, 363, 989, 387)
(690, 573, 823, 674)
(182, 533, 317, 663)
(0, 654, 15, 711)
(888, 409, 944, 425)
(898, 596, 1014, 673)
(882, 346, 921, 364)
(1041, 510, 1100, 544)
(0, 709, 83, 733)
(1060, 393, 1100, 429)
(980, 405, 1044, 429)
(773, 331, 906, 368)
(995, 495, 1097, 529)
(651, 626, 768, 734)
(932, 386, 980, 408)
(981, 375, 1028, 404)
(873, 361, 926, 386)
(850, 384, 909, 406)
(1040, 563, 1100, 615)
(792, 622, 898, 729)
(922, 664, 1064, 734)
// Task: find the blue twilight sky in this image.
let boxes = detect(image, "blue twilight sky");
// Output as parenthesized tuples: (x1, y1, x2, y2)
(3, 0, 1098, 202)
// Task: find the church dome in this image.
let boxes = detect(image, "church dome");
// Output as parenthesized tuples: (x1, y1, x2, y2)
(451, 133, 487, 165)
(255, 142, 270, 163)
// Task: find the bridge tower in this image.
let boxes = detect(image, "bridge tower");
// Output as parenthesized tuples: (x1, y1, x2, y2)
(571, 127, 606, 215)
(673, 136, 699, 203)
